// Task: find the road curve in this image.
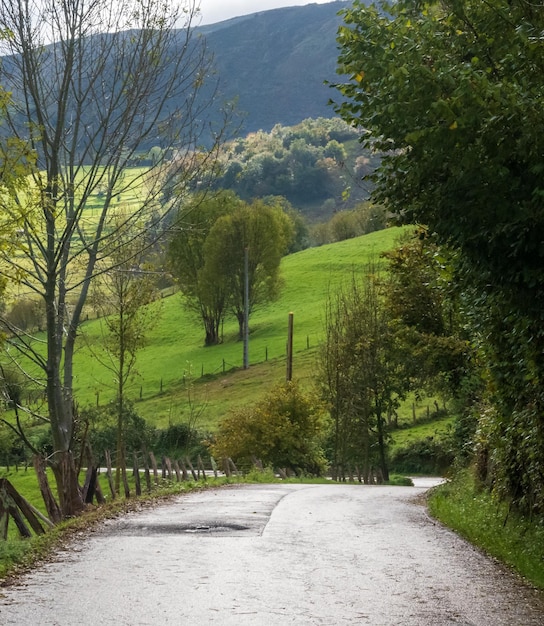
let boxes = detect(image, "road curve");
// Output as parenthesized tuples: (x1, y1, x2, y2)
(1, 480, 543, 625)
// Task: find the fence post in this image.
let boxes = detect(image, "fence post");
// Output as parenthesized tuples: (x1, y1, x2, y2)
(104, 450, 116, 500)
(133, 452, 141, 497)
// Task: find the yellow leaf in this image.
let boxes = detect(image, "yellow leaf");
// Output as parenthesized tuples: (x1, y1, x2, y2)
(355, 71, 365, 82)
(449, 120, 458, 130)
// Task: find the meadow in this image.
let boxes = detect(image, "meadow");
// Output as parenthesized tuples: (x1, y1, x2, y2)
(70, 225, 410, 430)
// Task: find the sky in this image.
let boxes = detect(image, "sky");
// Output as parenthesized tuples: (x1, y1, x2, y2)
(198, 0, 338, 25)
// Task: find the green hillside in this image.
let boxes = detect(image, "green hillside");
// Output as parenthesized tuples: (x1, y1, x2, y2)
(72, 226, 407, 430)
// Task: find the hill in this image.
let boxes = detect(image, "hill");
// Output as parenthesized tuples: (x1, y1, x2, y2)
(0, 2, 362, 146)
(73, 226, 407, 431)
(201, 1, 357, 134)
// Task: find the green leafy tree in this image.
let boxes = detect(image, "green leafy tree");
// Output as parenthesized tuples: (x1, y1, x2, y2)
(319, 264, 406, 482)
(333, 0, 544, 511)
(211, 380, 329, 475)
(204, 198, 294, 340)
(168, 191, 244, 345)
(0, 0, 224, 517)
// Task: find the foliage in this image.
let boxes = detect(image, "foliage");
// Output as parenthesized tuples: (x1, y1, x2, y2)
(334, 0, 544, 514)
(4, 298, 45, 333)
(203, 197, 295, 340)
(168, 191, 295, 345)
(319, 263, 407, 482)
(382, 230, 471, 397)
(428, 470, 544, 589)
(0, 0, 224, 517)
(389, 436, 454, 475)
(213, 118, 380, 217)
(168, 191, 244, 345)
(5, 228, 406, 434)
(210, 380, 329, 475)
(387, 474, 413, 487)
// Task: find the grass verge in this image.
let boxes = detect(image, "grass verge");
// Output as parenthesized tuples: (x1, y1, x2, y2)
(427, 469, 544, 589)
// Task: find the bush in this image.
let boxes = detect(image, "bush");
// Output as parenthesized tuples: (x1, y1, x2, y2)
(389, 436, 454, 475)
(211, 380, 329, 476)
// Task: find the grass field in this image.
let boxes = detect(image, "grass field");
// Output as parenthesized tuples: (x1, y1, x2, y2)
(65, 225, 409, 430)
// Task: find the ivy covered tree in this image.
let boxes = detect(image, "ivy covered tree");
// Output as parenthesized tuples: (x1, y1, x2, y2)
(333, 0, 544, 512)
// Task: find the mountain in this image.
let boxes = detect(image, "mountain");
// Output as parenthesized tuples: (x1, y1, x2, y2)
(0, 2, 359, 148)
(200, 1, 355, 135)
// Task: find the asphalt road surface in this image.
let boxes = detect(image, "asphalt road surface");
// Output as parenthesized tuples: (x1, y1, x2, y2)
(1, 479, 544, 625)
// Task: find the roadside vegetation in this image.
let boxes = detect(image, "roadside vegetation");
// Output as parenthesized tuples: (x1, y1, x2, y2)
(428, 471, 544, 589)
(1, 0, 544, 597)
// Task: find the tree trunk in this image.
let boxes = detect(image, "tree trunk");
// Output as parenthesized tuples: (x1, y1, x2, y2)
(33, 455, 62, 524)
(50, 451, 85, 519)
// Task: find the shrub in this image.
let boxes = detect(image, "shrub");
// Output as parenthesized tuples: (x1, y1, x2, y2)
(389, 436, 454, 475)
(211, 380, 329, 476)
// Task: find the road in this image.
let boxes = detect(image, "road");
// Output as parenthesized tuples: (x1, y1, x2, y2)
(1, 479, 543, 625)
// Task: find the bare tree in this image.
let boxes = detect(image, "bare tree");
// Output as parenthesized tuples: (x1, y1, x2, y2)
(0, 0, 226, 517)
(90, 215, 160, 493)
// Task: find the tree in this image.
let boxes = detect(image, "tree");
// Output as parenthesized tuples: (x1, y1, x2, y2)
(319, 265, 406, 482)
(333, 0, 544, 511)
(211, 380, 329, 476)
(90, 216, 159, 492)
(168, 191, 244, 345)
(0, 0, 225, 517)
(204, 198, 294, 340)
(382, 230, 470, 397)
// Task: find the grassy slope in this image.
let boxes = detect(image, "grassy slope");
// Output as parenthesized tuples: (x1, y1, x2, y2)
(72, 226, 407, 430)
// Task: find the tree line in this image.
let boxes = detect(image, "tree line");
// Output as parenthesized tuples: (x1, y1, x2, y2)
(332, 0, 544, 516)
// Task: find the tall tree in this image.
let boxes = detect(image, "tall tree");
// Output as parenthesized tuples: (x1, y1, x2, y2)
(333, 0, 544, 511)
(204, 198, 294, 340)
(319, 265, 404, 483)
(0, 0, 225, 517)
(90, 216, 159, 493)
(168, 191, 244, 345)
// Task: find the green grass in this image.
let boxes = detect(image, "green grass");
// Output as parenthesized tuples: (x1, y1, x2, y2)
(428, 470, 544, 589)
(60, 226, 408, 429)
(391, 414, 454, 450)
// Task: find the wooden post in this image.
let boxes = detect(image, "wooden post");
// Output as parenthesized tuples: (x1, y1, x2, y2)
(222, 457, 231, 477)
(0, 478, 52, 538)
(133, 452, 141, 497)
(185, 457, 198, 481)
(33, 455, 62, 523)
(149, 451, 159, 484)
(164, 457, 173, 480)
(228, 458, 239, 476)
(286, 312, 294, 382)
(179, 459, 188, 481)
(105, 450, 116, 500)
(173, 460, 182, 482)
(197, 455, 207, 482)
(143, 452, 152, 493)
(210, 456, 218, 478)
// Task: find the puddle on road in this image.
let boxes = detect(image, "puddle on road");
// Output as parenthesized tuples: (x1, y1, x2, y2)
(105, 522, 251, 536)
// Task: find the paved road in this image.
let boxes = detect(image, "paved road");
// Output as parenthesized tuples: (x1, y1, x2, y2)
(1, 479, 543, 625)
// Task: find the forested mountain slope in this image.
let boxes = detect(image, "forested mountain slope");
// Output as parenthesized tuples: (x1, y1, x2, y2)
(201, 1, 356, 133)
